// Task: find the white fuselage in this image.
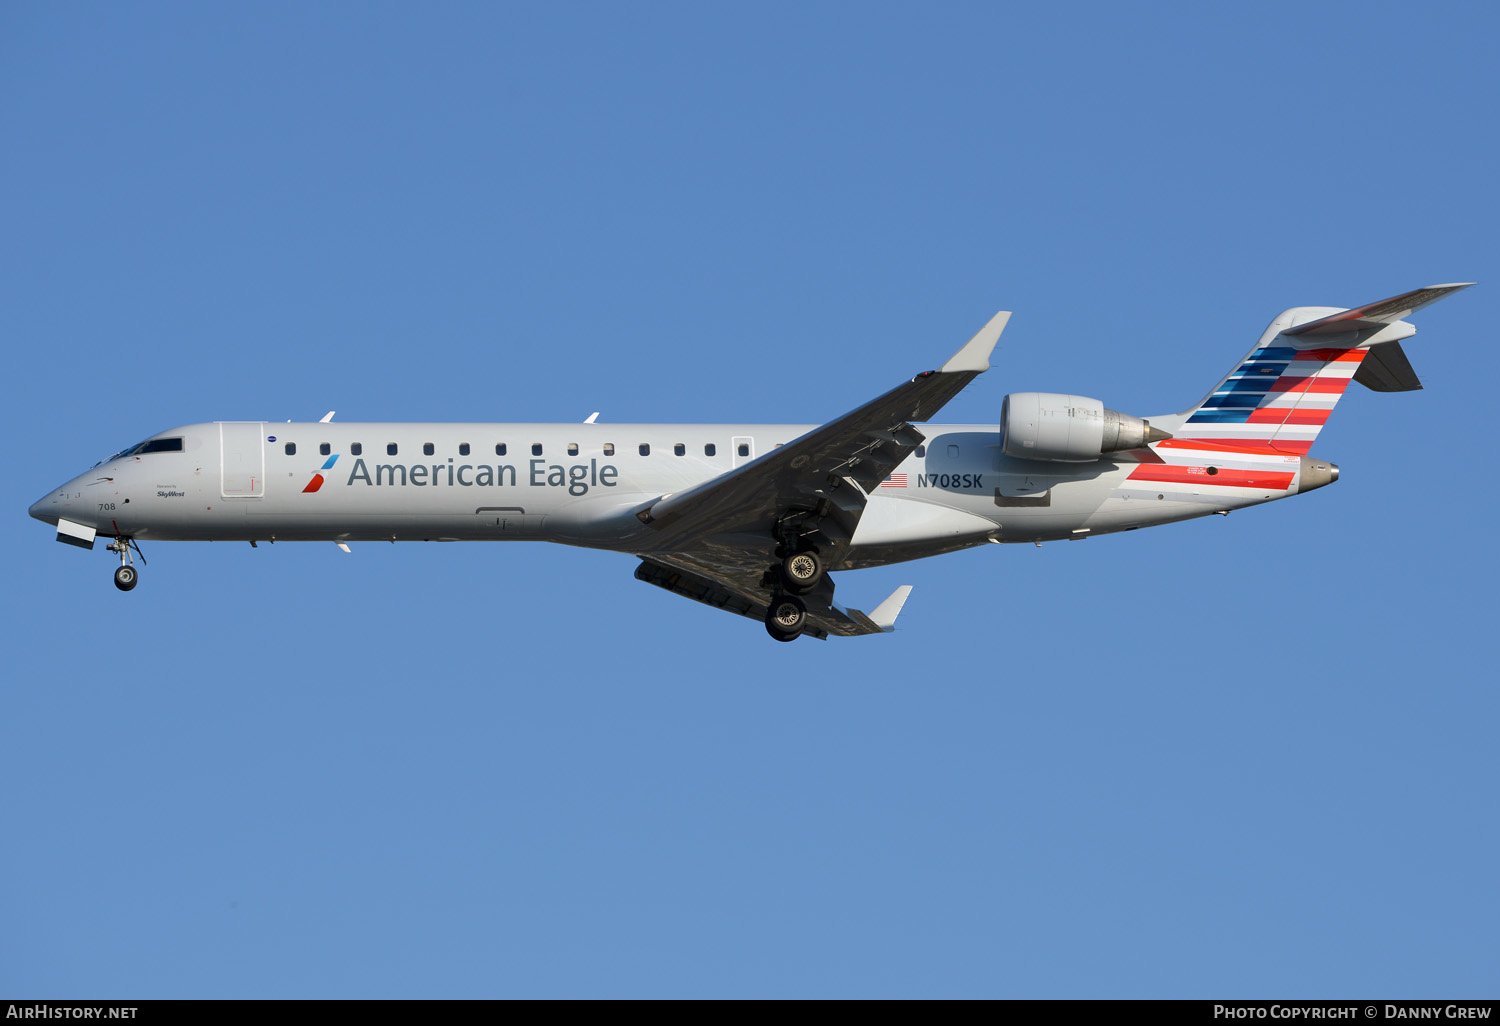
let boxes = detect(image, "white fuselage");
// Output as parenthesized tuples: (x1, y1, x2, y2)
(30, 419, 1310, 570)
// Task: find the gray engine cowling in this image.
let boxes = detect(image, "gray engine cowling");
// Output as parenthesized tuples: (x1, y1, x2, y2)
(1001, 392, 1168, 462)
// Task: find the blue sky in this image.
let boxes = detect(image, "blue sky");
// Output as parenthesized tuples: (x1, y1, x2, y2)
(3, 2, 1497, 998)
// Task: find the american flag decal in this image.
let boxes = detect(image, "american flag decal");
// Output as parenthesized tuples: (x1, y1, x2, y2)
(882, 473, 908, 488)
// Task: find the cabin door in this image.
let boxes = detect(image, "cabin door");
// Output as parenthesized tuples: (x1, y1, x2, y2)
(220, 422, 265, 497)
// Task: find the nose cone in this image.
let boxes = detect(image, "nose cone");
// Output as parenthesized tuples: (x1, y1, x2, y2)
(30, 490, 58, 525)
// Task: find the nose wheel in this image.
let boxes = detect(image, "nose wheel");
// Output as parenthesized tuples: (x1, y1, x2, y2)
(106, 533, 144, 592)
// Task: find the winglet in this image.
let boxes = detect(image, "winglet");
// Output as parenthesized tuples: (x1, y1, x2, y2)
(939, 311, 1010, 373)
(868, 585, 913, 632)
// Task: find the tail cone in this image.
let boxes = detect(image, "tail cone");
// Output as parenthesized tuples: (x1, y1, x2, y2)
(1298, 458, 1339, 493)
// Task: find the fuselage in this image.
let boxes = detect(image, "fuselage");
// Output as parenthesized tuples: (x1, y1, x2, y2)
(28, 419, 1325, 570)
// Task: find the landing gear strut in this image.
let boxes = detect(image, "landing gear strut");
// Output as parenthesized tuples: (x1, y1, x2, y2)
(107, 534, 143, 592)
(764, 594, 807, 643)
(766, 514, 832, 640)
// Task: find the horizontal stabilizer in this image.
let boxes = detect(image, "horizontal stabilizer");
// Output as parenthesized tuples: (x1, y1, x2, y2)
(1283, 283, 1473, 336)
(1354, 340, 1423, 392)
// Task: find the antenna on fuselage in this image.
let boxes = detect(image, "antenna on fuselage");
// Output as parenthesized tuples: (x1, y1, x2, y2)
(320, 411, 336, 423)
(583, 412, 599, 424)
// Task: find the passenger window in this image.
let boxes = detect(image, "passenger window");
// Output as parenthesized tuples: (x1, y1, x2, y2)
(423, 442, 435, 456)
(947, 445, 959, 458)
(351, 443, 362, 456)
(496, 443, 507, 456)
(639, 443, 651, 456)
(915, 444, 926, 458)
(319, 443, 331, 456)
(532, 443, 543, 456)
(674, 443, 685, 456)
(568, 443, 579, 456)
(705, 443, 716, 456)
(603, 444, 615, 456)
(459, 443, 470, 456)
(285, 442, 296, 456)
(738, 443, 749, 457)
(387, 443, 398, 456)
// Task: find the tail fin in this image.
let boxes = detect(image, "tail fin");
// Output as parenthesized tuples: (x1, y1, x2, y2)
(1175, 283, 1473, 455)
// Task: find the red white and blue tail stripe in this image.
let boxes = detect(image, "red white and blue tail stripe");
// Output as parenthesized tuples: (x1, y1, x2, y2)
(1178, 341, 1364, 456)
(1119, 284, 1471, 503)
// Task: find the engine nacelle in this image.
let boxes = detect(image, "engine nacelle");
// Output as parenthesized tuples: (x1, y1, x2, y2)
(1001, 392, 1166, 462)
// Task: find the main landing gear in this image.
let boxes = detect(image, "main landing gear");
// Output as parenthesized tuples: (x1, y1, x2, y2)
(107, 534, 144, 592)
(764, 594, 807, 643)
(763, 545, 826, 642)
(779, 549, 824, 596)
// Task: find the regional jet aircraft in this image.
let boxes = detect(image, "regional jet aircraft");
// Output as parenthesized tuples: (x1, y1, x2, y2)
(29, 284, 1471, 640)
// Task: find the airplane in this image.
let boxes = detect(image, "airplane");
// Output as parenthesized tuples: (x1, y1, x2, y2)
(29, 283, 1471, 641)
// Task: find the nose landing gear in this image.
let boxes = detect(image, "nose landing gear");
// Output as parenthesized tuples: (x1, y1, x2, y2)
(106, 534, 144, 592)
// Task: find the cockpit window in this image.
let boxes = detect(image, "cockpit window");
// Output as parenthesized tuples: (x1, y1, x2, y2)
(101, 437, 184, 464)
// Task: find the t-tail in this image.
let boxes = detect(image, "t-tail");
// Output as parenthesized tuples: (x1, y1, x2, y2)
(1168, 283, 1473, 461)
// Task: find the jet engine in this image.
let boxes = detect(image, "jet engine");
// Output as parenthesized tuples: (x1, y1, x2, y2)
(1001, 392, 1169, 462)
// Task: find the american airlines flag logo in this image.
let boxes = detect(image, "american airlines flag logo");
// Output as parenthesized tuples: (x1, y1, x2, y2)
(882, 473, 908, 488)
(303, 453, 339, 493)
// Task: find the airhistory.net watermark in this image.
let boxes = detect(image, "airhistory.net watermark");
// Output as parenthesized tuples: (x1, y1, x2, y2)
(5, 1008, 137, 1019)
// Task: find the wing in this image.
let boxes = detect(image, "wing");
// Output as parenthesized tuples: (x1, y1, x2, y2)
(630, 310, 1009, 632)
